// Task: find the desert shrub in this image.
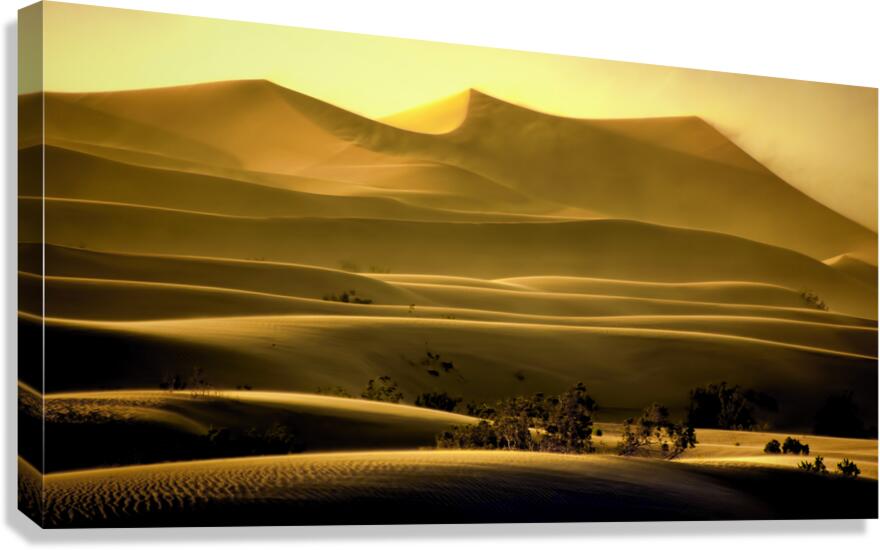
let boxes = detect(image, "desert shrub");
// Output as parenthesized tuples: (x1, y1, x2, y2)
(205, 422, 302, 456)
(315, 386, 352, 398)
(763, 439, 782, 454)
(798, 456, 827, 474)
(782, 437, 810, 455)
(437, 383, 598, 454)
(813, 391, 867, 438)
(836, 458, 861, 477)
(618, 403, 697, 459)
(464, 401, 496, 419)
(361, 376, 404, 403)
(800, 290, 829, 311)
(415, 392, 462, 412)
(686, 381, 777, 430)
(437, 421, 499, 449)
(538, 382, 598, 453)
(322, 290, 373, 304)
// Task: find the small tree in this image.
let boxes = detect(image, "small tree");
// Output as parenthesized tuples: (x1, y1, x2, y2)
(361, 376, 404, 403)
(539, 382, 597, 454)
(415, 392, 462, 412)
(836, 458, 861, 477)
(763, 439, 782, 454)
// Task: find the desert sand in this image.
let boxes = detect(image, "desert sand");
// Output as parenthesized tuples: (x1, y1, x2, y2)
(18, 79, 877, 526)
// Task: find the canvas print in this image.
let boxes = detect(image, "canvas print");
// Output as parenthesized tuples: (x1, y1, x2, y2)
(18, 1, 878, 528)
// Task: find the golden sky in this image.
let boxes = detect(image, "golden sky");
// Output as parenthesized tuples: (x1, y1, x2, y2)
(27, 1, 878, 230)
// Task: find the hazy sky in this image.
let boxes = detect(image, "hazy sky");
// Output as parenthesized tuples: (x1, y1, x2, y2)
(29, 2, 878, 229)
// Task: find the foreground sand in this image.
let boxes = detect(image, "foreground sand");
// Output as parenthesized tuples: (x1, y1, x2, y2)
(24, 386, 878, 480)
(19, 450, 877, 527)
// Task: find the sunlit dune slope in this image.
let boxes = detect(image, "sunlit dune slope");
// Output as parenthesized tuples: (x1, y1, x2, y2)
(30, 244, 850, 317)
(825, 254, 877, 288)
(372, 89, 877, 262)
(495, 276, 810, 307)
(20, 384, 476, 472)
(22, 81, 875, 261)
(23, 243, 418, 304)
(21, 197, 876, 318)
(590, 422, 878, 479)
(24, 146, 512, 222)
(17, 273, 877, 356)
(20, 451, 877, 527)
(22, 314, 876, 430)
(26, 145, 566, 222)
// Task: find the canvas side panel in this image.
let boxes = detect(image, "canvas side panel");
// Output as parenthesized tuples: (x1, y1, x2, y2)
(18, 0, 45, 529)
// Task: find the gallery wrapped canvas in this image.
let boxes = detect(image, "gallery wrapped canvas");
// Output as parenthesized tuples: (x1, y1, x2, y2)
(18, 1, 878, 528)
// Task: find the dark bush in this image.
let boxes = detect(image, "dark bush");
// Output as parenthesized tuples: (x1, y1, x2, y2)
(798, 456, 827, 474)
(437, 383, 598, 454)
(437, 421, 499, 449)
(782, 437, 810, 455)
(687, 382, 777, 430)
(764, 439, 782, 454)
(415, 392, 462, 412)
(205, 422, 302, 456)
(361, 376, 404, 403)
(837, 458, 861, 477)
(618, 403, 697, 459)
(323, 289, 373, 304)
(464, 401, 495, 419)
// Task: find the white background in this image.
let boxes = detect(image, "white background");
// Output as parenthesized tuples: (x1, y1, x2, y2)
(0, 0, 878, 547)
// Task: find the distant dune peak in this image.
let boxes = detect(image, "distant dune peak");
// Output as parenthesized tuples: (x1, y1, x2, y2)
(381, 89, 472, 134)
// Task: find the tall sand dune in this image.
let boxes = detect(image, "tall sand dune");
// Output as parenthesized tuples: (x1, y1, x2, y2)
(22, 81, 876, 262)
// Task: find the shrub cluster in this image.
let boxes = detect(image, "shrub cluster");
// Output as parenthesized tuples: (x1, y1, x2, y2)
(782, 437, 810, 455)
(205, 422, 302, 456)
(686, 381, 777, 430)
(618, 403, 697, 459)
(361, 376, 404, 403)
(798, 456, 827, 474)
(415, 392, 462, 412)
(322, 290, 373, 304)
(837, 458, 861, 477)
(437, 383, 598, 453)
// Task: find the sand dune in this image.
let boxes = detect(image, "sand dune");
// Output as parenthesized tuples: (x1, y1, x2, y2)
(17, 272, 876, 357)
(24, 243, 419, 304)
(27, 145, 561, 223)
(825, 254, 877, 288)
(22, 384, 477, 472)
(22, 313, 876, 430)
(21, 197, 876, 318)
(20, 450, 877, 527)
(497, 276, 811, 307)
(24, 81, 876, 262)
